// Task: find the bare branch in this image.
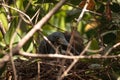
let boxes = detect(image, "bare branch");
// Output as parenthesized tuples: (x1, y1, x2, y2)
(105, 42, 120, 56)
(18, 51, 120, 59)
(14, 0, 66, 52)
(0, 1, 67, 69)
(39, 32, 56, 51)
(66, 0, 90, 57)
(0, 54, 10, 69)
(37, 61, 40, 80)
(60, 41, 91, 79)
(0, 42, 120, 69)
(76, 0, 90, 22)
(1, 3, 32, 24)
(86, 47, 104, 53)
(31, 9, 40, 21)
(2, 0, 12, 22)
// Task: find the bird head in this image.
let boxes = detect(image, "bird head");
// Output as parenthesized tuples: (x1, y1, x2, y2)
(48, 32, 68, 46)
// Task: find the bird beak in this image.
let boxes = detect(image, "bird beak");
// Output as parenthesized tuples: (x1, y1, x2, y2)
(58, 38, 80, 55)
(58, 38, 68, 46)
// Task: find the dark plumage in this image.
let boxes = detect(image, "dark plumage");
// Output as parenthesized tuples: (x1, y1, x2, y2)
(39, 32, 68, 54)
(38, 31, 84, 55)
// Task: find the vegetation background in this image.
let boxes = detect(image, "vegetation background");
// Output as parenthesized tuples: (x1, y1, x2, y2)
(0, 0, 120, 80)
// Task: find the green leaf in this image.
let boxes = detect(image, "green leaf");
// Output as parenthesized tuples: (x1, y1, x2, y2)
(90, 38, 99, 50)
(16, 0, 24, 10)
(4, 18, 20, 45)
(23, 37, 33, 52)
(4, 26, 14, 45)
(88, 38, 99, 54)
(0, 12, 8, 30)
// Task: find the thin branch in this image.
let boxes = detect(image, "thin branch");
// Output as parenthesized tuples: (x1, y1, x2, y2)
(0, 54, 10, 69)
(13, 0, 66, 52)
(2, 0, 12, 22)
(59, 1, 90, 79)
(105, 42, 120, 56)
(76, 0, 90, 22)
(60, 59, 77, 79)
(86, 47, 103, 53)
(0, 49, 120, 68)
(0, 1, 32, 78)
(8, 1, 28, 78)
(24, 0, 32, 11)
(0, 0, 67, 70)
(60, 41, 91, 79)
(18, 51, 120, 59)
(9, 46, 17, 80)
(35, 9, 40, 24)
(8, 17, 23, 80)
(113, 42, 120, 48)
(66, 30, 75, 56)
(9, 0, 32, 74)
(20, 0, 33, 25)
(57, 59, 66, 80)
(31, 9, 40, 21)
(1, 3, 32, 24)
(0, 53, 16, 79)
(66, 2, 102, 16)
(37, 61, 40, 80)
(39, 31, 56, 51)
(65, 0, 90, 57)
(0, 42, 120, 69)
(80, 41, 92, 55)
(86, 9, 102, 16)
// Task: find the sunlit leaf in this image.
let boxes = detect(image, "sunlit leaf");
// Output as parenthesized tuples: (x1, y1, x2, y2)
(16, 0, 24, 10)
(85, 21, 100, 32)
(4, 18, 20, 45)
(0, 12, 8, 30)
(4, 27, 14, 45)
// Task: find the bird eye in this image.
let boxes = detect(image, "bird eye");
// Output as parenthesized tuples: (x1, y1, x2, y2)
(55, 36, 59, 40)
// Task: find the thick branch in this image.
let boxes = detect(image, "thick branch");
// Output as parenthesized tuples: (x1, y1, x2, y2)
(13, 0, 66, 53)
(0, 0, 66, 69)
(19, 51, 120, 59)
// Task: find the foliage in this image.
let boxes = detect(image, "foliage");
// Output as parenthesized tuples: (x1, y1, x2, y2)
(0, 0, 120, 79)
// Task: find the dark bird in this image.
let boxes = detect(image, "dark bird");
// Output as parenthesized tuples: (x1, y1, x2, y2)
(39, 31, 84, 55)
(39, 32, 69, 54)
